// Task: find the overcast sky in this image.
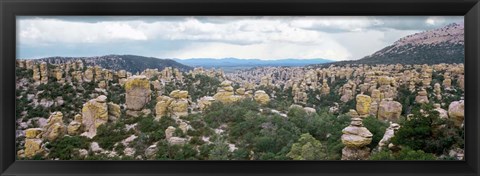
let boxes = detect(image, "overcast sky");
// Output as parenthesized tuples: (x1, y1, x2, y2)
(17, 16, 463, 61)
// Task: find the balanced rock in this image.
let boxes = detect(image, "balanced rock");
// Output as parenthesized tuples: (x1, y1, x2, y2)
(341, 118, 373, 160)
(341, 118, 373, 147)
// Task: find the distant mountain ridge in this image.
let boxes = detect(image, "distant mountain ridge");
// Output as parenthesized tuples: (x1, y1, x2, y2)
(33, 55, 193, 73)
(174, 58, 334, 68)
(319, 22, 464, 66)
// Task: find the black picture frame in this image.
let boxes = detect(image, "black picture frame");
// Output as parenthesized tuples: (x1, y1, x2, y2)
(1, 0, 479, 176)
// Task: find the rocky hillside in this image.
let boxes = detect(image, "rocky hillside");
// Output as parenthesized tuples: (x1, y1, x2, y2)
(16, 59, 465, 161)
(322, 23, 464, 66)
(35, 55, 193, 73)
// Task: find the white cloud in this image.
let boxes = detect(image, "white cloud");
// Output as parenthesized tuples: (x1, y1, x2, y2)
(17, 16, 463, 60)
(159, 38, 351, 61)
(18, 18, 148, 45)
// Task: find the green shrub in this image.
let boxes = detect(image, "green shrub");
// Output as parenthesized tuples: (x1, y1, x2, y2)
(48, 136, 90, 160)
(391, 103, 463, 155)
(94, 121, 130, 150)
(286, 133, 327, 160)
(363, 116, 389, 149)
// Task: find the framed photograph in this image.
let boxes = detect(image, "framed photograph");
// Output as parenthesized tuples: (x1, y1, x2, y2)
(1, 0, 479, 175)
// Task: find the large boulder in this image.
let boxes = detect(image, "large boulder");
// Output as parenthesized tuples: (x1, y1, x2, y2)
(125, 75, 151, 111)
(448, 100, 464, 127)
(24, 138, 44, 158)
(170, 90, 189, 99)
(165, 126, 176, 140)
(25, 128, 43, 139)
(254, 90, 270, 105)
(67, 114, 83, 136)
(198, 96, 215, 111)
(168, 99, 189, 117)
(356, 94, 372, 116)
(108, 102, 122, 121)
(433, 104, 449, 119)
(155, 96, 173, 120)
(41, 112, 66, 142)
(67, 121, 82, 136)
(81, 95, 108, 138)
(145, 145, 158, 160)
(378, 99, 402, 122)
(213, 80, 241, 104)
(415, 89, 429, 104)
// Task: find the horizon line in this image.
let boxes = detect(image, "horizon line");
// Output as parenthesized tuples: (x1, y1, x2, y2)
(18, 54, 346, 61)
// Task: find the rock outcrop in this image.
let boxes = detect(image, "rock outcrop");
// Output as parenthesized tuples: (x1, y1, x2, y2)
(415, 89, 429, 104)
(213, 80, 241, 104)
(377, 123, 400, 151)
(155, 96, 173, 120)
(81, 95, 108, 138)
(125, 75, 152, 111)
(67, 114, 83, 135)
(254, 90, 270, 105)
(378, 99, 402, 122)
(341, 117, 373, 160)
(168, 90, 189, 117)
(433, 103, 449, 119)
(197, 96, 215, 111)
(107, 102, 121, 121)
(448, 100, 464, 127)
(40, 111, 66, 142)
(356, 94, 372, 117)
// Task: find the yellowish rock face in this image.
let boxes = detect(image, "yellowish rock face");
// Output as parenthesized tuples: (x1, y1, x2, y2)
(125, 76, 151, 111)
(46, 123, 64, 142)
(125, 77, 150, 91)
(67, 122, 82, 135)
(169, 99, 188, 113)
(155, 96, 173, 118)
(356, 95, 372, 116)
(108, 102, 121, 118)
(25, 128, 43, 139)
(82, 98, 108, 138)
(378, 100, 402, 122)
(254, 91, 270, 105)
(213, 91, 239, 104)
(24, 138, 43, 158)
